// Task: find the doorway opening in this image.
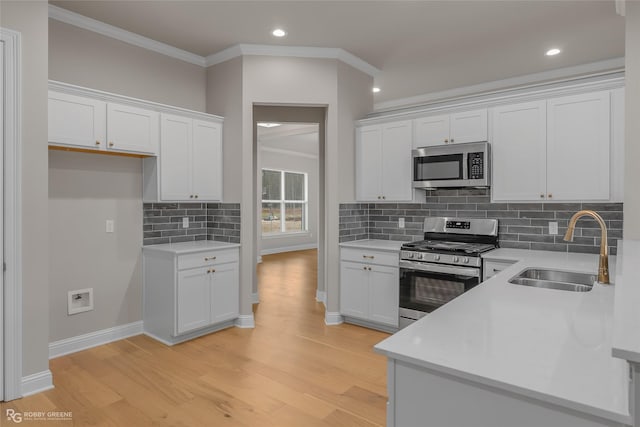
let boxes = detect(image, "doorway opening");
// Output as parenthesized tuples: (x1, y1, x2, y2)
(252, 106, 327, 318)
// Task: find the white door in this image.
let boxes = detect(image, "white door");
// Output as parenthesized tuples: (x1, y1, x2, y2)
(210, 262, 239, 323)
(192, 119, 223, 201)
(547, 91, 610, 201)
(381, 121, 413, 201)
(450, 109, 488, 144)
(177, 268, 211, 334)
(107, 103, 159, 155)
(413, 114, 450, 147)
(339, 262, 369, 320)
(356, 125, 383, 201)
(48, 91, 106, 149)
(491, 101, 547, 201)
(160, 114, 192, 201)
(0, 39, 4, 402)
(368, 266, 399, 327)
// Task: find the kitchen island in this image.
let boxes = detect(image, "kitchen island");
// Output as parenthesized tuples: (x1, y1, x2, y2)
(375, 248, 633, 427)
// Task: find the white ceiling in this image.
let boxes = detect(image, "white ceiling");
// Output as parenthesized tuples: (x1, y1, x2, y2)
(50, 1, 625, 105)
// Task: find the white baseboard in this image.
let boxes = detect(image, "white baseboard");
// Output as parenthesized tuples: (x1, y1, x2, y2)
(251, 292, 260, 304)
(235, 314, 255, 328)
(260, 243, 317, 255)
(49, 321, 143, 359)
(316, 290, 326, 304)
(324, 311, 344, 326)
(257, 255, 263, 264)
(21, 370, 54, 397)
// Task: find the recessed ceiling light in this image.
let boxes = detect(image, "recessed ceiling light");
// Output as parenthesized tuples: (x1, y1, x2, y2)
(272, 28, 287, 38)
(372, 87, 381, 93)
(546, 48, 561, 56)
(257, 122, 282, 128)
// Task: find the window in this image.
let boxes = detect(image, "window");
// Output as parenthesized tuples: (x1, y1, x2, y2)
(261, 169, 308, 235)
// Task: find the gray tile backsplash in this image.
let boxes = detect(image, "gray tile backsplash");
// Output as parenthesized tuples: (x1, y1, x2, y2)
(339, 189, 623, 255)
(143, 202, 241, 245)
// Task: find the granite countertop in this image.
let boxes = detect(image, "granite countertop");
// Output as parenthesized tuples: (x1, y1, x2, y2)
(375, 248, 630, 425)
(142, 240, 240, 254)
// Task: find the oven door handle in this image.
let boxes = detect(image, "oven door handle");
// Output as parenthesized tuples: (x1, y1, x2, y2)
(399, 260, 480, 278)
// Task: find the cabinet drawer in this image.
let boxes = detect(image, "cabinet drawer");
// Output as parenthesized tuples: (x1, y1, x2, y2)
(178, 249, 238, 270)
(340, 248, 399, 267)
(483, 260, 516, 281)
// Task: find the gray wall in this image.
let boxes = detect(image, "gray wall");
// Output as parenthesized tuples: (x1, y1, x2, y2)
(49, 151, 143, 342)
(625, 3, 640, 238)
(49, 20, 206, 111)
(1, 0, 50, 377)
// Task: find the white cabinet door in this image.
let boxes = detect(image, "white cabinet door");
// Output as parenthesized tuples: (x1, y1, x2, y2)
(413, 114, 450, 147)
(177, 268, 211, 334)
(192, 119, 223, 201)
(340, 261, 369, 320)
(491, 101, 547, 201)
(369, 265, 399, 327)
(160, 113, 192, 201)
(356, 125, 383, 201)
(210, 262, 239, 324)
(48, 91, 106, 149)
(450, 109, 488, 144)
(107, 103, 159, 155)
(381, 121, 413, 201)
(547, 91, 610, 201)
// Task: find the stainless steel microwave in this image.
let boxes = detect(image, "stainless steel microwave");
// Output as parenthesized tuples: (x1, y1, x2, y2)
(412, 141, 490, 189)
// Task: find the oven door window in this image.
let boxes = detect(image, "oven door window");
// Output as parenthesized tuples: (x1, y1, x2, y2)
(400, 267, 479, 313)
(414, 154, 463, 181)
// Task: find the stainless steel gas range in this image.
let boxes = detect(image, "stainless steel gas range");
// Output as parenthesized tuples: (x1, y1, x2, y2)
(399, 217, 499, 328)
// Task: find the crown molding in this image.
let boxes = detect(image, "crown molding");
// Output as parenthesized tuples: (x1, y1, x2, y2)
(48, 5, 206, 67)
(205, 44, 380, 76)
(615, 0, 626, 16)
(373, 57, 625, 113)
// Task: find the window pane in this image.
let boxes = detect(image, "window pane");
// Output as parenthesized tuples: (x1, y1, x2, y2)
(284, 203, 305, 232)
(284, 172, 305, 201)
(261, 202, 281, 234)
(262, 170, 281, 200)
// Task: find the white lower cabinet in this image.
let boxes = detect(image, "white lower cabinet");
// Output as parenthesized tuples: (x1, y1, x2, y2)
(143, 245, 239, 345)
(483, 259, 517, 281)
(340, 248, 399, 330)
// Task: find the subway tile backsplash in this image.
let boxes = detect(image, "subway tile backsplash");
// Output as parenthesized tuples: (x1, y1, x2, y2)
(339, 189, 623, 255)
(143, 202, 241, 245)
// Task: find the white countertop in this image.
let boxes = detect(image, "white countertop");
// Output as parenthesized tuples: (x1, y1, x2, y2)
(143, 240, 240, 255)
(339, 239, 404, 252)
(613, 240, 640, 364)
(375, 248, 631, 425)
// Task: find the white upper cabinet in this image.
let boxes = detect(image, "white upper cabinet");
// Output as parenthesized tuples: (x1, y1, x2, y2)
(546, 91, 610, 201)
(491, 101, 547, 201)
(48, 90, 159, 155)
(151, 113, 223, 202)
(491, 90, 614, 202)
(413, 109, 487, 147)
(356, 120, 412, 202)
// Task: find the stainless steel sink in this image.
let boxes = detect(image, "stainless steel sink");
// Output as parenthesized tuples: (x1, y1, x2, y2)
(508, 268, 596, 292)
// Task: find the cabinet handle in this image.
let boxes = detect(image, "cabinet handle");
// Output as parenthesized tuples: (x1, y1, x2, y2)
(548, 194, 553, 199)
(444, 138, 449, 143)
(211, 269, 216, 273)
(451, 138, 454, 143)
(108, 142, 114, 147)
(204, 256, 217, 261)
(493, 268, 500, 272)
(540, 194, 544, 199)
(95, 141, 101, 146)
(362, 255, 375, 259)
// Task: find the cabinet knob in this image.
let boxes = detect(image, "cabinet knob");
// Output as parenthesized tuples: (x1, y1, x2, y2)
(108, 142, 114, 147)
(190, 195, 194, 199)
(382, 196, 386, 200)
(194, 195, 198, 199)
(368, 267, 372, 271)
(548, 194, 553, 199)
(540, 194, 544, 198)
(377, 196, 381, 200)
(450, 138, 454, 143)
(444, 138, 449, 143)
(95, 141, 101, 146)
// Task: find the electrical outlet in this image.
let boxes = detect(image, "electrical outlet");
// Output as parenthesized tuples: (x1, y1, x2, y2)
(68, 288, 94, 315)
(182, 217, 189, 228)
(549, 221, 558, 235)
(105, 220, 114, 233)
(399, 218, 405, 229)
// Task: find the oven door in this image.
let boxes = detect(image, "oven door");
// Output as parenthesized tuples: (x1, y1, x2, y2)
(399, 260, 481, 314)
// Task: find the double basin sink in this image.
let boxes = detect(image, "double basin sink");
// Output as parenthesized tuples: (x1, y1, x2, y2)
(508, 268, 597, 292)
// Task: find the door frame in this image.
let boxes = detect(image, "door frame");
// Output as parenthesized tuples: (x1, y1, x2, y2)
(1, 27, 23, 401)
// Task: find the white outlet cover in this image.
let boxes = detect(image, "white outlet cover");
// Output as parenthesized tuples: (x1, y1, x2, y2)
(549, 221, 559, 235)
(182, 217, 189, 228)
(68, 288, 94, 315)
(398, 218, 405, 228)
(106, 219, 114, 233)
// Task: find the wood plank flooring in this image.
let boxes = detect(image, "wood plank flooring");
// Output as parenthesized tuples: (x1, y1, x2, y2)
(1, 249, 390, 426)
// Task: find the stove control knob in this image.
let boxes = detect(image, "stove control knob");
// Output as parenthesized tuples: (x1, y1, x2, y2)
(416, 253, 423, 260)
(453, 256, 460, 263)
(408, 253, 415, 259)
(463, 257, 469, 264)
(433, 255, 440, 261)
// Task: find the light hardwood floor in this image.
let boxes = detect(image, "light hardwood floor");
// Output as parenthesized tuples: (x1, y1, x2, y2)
(1, 249, 390, 426)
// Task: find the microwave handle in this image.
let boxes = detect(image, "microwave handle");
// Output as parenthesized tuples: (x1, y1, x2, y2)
(462, 152, 468, 180)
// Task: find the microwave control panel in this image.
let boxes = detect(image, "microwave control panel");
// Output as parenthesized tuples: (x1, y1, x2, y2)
(468, 152, 484, 179)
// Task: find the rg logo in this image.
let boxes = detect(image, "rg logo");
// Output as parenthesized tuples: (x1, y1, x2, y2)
(6, 409, 23, 423)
